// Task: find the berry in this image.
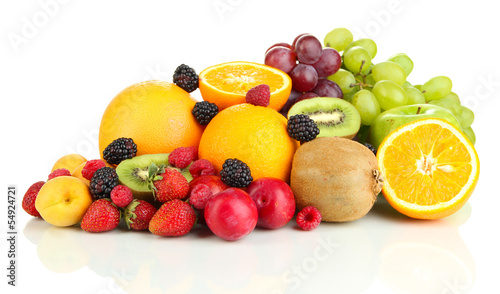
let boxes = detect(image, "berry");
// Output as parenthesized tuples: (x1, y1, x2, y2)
(173, 64, 199, 93)
(82, 159, 106, 181)
(81, 199, 121, 233)
(189, 159, 216, 179)
(90, 167, 119, 200)
(246, 84, 271, 107)
(189, 184, 212, 210)
(364, 143, 377, 156)
(287, 114, 320, 143)
(153, 168, 189, 202)
(48, 168, 71, 180)
(192, 101, 219, 125)
(124, 199, 157, 231)
(103, 137, 137, 165)
(168, 146, 198, 169)
(296, 206, 322, 231)
(149, 199, 196, 236)
(110, 185, 133, 208)
(22, 181, 45, 217)
(220, 158, 253, 188)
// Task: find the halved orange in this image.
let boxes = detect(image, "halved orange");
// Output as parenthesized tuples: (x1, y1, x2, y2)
(199, 61, 292, 111)
(377, 118, 479, 220)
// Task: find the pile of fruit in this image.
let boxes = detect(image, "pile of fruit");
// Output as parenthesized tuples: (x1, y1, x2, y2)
(22, 28, 480, 241)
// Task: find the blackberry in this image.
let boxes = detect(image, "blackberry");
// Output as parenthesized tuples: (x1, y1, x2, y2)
(192, 101, 219, 125)
(287, 114, 320, 143)
(364, 143, 377, 156)
(90, 167, 119, 200)
(173, 64, 199, 93)
(220, 158, 253, 188)
(103, 138, 137, 165)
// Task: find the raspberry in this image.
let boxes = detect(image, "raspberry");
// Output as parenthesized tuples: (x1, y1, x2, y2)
(246, 84, 270, 107)
(103, 137, 137, 165)
(189, 184, 212, 210)
(296, 206, 322, 231)
(90, 167, 119, 200)
(168, 146, 198, 169)
(110, 185, 134, 208)
(287, 114, 320, 143)
(82, 159, 107, 181)
(220, 158, 253, 188)
(173, 64, 199, 93)
(192, 101, 219, 125)
(124, 199, 157, 231)
(364, 143, 377, 156)
(189, 159, 216, 179)
(22, 181, 45, 217)
(153, 168, 190, 202)
(48, 168, 71, 180)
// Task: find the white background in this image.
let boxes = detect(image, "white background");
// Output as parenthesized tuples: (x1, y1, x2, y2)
(1, 0, 499, 293)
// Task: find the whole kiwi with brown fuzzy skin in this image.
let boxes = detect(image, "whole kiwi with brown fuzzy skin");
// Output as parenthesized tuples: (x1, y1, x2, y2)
(291, 137, 383, 222)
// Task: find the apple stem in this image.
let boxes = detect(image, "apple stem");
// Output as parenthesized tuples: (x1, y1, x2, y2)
(416, 106, 422, 114)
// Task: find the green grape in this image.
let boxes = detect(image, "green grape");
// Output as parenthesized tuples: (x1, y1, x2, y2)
(372, 80, 408, 110)
(442, 92, 461, 104)
(372, 61, 407, 85)
(343, 46, 372, 74)
(402, 81, 412, 88)
(343, 88, 358, 102)
(324, 28, 353, 52)
(327, 69, 356, 94)
(413, 84, 422, 91)
(365, 74, 376, 87)
(428, 97, 462, 119)
(459, 106, 474, 128)
(362, 62, 373, 75)
(344, 38, 377, 59)
(387, 53, 414, 76)
(404, 86, 426, 105)
(352, 89, 381, 125)
(462, 127, 476, 145)
(422, 76, 453, 102)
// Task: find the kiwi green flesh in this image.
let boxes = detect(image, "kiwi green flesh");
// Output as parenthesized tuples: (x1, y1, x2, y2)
(288, 97, 361, 138)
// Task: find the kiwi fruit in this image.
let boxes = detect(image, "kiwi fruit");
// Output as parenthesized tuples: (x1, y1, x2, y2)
(288, 97, 361, 139)
(116, 153, 192, 202)
(291, 137, 383, 222)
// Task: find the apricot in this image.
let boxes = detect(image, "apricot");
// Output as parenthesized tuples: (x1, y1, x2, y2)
(51, 154, 87, 172)
(71, 162, 90, 186)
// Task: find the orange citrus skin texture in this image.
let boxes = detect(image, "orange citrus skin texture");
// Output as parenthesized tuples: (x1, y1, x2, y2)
(199, 103, 299, 183)
(377, 118, 480, 220)
(99, 81, 204, 157)
(199, 61, 292, 111)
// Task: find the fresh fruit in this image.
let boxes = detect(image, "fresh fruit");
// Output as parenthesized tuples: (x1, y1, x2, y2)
(364, 143, 377, 156)
(344, 38, 377, 59)
(188, 185, 213, 210)
(294, 34, 323, 64)
(110, 185, 134, 208)
(220, 158, 253, 188)
(343, 46, 372, 73)
(22, 181, 45, 217)
(463, 127, 476, 144)
(81, 199, 121, 233)
(198, 103, 299, 182)
(188, 175, 228, 209)
(427, 97, 462, 121)
(71, 162, 90, 186)
(149, 199, 196, 237)
(377, 118, 479, 219)
(124, 199, 157, 231)
(327, 69, 356, 95)
(102, 137, 137, 165)
(311, 79, 343, 98)
(245, 84, 271, 107)
(81, 159, 107, 181)
(89, 167, 119, 200)
(372, 80, 408, 111)
(48, 168, 71, 180)
(324, 28, 353, 52)
(387, 53, 414, 76)
(168, 146, 198, 169)
(404, 86, 426, 105)
(287, 114, 320, 143)
(351, 89, 380, 125)
(311, 47, 341, 77)
(422, 76, 453, 102)
(458, 106, 474, 128)
(51, 154, 87, 173)
(35, 176, 93, 227)
(152, 168, 189, 202)
(372, 61, 407, 85)
(172, 64, 199, 93)
(296, 206, 322, 231)
(368, 104, 462, 149)
(189, 159, 216, 178)
(199, 61, 292, 111)
(279, 89, 302, 117)
(192, 101, 219, 125)
(99, 80, 204, 156)
(287, 97, 361, 139)
(291, 137, 383, 222)
(246, 177, 295, 229)
(264, 46, 297, 74)
(204, 188, 258, 241)
(289, 63, 318, 92)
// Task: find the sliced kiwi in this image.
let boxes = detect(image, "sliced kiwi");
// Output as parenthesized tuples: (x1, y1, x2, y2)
(288, 97, 361, 139)
(116, 153, 193, 202)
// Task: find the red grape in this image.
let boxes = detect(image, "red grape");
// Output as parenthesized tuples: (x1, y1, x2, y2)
(289, 64, 318, 92)
(291, 33, 312, 51)
(294, 35, 322, 64)
(312, 79, 343, 98)
(312, 48, 342, 77)
(265, 46, 297, 74)
(265, 42, 292, 54)
(297, 92, 319, 102)
(279, 89, 302, 117)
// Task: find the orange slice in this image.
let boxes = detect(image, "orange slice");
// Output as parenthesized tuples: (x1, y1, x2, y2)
(199, 61, 292, 111)
(377, 118, 479, 219)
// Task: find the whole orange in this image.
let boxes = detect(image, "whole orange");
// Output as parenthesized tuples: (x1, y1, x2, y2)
(99, 81, 204, 156)
(199, 103, 299, 183)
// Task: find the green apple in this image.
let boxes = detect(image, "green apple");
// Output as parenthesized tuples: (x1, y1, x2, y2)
(367, 104, 462, 149)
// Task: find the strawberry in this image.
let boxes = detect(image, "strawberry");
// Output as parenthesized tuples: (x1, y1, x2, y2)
(81, 199, 121, 233)
(124, 199, 157, 231)
(149, 199, 196, 236)
(152, 168, 189, 202)
(22, 181, 45, 217)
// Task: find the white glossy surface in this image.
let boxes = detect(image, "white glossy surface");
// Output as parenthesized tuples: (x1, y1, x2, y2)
(1, 1, 499, 293)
